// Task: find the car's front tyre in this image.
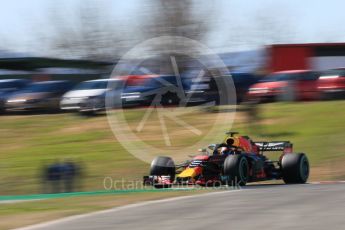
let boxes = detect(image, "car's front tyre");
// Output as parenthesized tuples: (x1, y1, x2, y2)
(223, 154, 249, 187)
(150, 156, 175, 188)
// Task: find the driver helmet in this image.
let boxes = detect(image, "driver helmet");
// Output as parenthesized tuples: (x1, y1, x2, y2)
(226, 137, 235, 146)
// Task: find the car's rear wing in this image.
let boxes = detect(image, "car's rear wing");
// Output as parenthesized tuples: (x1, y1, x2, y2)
(254, 141, 293, 153)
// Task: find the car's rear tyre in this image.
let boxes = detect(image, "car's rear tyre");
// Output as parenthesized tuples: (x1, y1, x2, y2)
(223, 154, 249, 186)
(150, 156, 176, 183)
(281, 153, 309, 184)
(161, 92, 180, 106)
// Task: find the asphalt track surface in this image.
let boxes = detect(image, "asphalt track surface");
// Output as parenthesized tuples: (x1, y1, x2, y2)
(17, 183, 345, 230)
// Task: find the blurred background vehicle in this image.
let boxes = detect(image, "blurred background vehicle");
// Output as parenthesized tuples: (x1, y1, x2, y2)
(60, 78, 123, 114)
(0, 79, 30, 113)
(317, 68, 345, 100)
(186, 72, 259, 105)
(121, 75, 190, 107)
(184, 72, 221, 105)
(5, 80, 74, 112)
(247, 70, 320, 102)
(231, 73, 261, 103)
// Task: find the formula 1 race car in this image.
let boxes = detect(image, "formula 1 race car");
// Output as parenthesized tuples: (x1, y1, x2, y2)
(143, 132, 310, 188)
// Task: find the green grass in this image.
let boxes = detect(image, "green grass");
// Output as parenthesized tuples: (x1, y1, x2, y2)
(0, 114, 148, 195)
(256, 101, 345, 163)
(1, 101, 345, 195)
(1, 101, 345, 229)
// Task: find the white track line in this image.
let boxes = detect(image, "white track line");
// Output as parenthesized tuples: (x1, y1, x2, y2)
(309, 180, 345, 184)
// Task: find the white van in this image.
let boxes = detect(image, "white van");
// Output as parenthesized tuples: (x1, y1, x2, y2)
(60, 79, 122, 113)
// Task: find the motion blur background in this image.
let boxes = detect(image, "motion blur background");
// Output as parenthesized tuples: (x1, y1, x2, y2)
(1, 0, 345, 197)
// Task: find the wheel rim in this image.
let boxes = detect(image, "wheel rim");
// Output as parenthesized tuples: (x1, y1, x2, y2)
(239, 158, 249, 182)
(300, 156, 309, 181)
